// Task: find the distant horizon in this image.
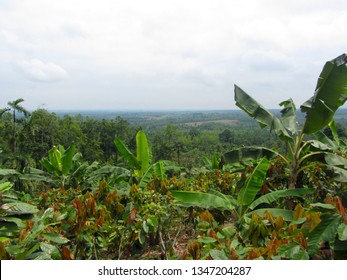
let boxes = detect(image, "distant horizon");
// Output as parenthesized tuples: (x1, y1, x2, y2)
(35, 106, 347, 113)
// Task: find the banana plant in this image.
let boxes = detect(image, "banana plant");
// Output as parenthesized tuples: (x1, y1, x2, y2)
(227, 54, 347, 189)
(202, 154, 220, 171)
(40, 145, 77, 187)
(172, 158, 314, 223)
(114, 131, 151, 178)
(115, 131, 179, 188)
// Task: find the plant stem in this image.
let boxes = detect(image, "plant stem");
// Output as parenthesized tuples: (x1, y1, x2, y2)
(288, 131, 305, 189)
(158, 226, 168, 260)
(93, 236, 98, 260)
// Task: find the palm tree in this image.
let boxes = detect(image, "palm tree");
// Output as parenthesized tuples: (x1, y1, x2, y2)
(1, 98, 30, 154)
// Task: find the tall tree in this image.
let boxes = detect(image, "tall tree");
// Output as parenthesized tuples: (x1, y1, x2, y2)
(1, 98, 30, 154)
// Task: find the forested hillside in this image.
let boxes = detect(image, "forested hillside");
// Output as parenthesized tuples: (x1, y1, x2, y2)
(0, 106, 297, 170)
(1, 54, 347, 260)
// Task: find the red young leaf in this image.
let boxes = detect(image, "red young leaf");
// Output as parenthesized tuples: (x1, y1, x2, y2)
(130, 208, 137, 223)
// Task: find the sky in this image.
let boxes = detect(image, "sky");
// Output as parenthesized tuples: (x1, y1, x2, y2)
(0, 0, 346, 111)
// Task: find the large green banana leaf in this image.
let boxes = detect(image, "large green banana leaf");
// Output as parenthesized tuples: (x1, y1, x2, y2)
(48, 146, 62, 172)
(279, 99, 298, 136)
(323, 153, 347, 182)
(308, 213, 341, 256)
(40, 145, 76, 176)
(328, 119, 340, 146)
(115, 131, 152, 178)
(114, 138, 139, 169)
(138, 161, 166, 188)
(237, 157, 270, 206)
(248, 188, 315, 210)
(223, 147, 282, 164)
(314, 131, 339, 151)
(301, 54, 347, 134)
(61, 145, 76, 175)
(153, 160, 165, 181)
(136, 131, 151, 177)
(234, 85, 292, 141)
(324, 153, 347, 168)
(171, 191, 235, 211)
(327, 165, 347, 182)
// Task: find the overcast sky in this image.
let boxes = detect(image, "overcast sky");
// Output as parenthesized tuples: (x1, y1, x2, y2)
(0, 0, 346, 111)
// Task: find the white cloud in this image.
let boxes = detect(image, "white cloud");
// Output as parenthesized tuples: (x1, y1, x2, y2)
(15, 59, 68, 83)
(0, 0, 346, 110)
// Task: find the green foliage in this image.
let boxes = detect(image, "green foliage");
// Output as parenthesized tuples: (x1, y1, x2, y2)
(115, 130, 151, 178)
(115, 131, 179, 189)
(234, 85, 292, 141)
(223, 147, 282, 164)
(136, 131, 151, 177)
(237, 158, 270, 206)
(233, 54, 347, 189)
(40, 145, 78, 187)
(171, 190, 235, 211)
(301, 54, 347, 134)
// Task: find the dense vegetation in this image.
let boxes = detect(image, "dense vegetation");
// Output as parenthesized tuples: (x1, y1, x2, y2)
(1, 54, 347, 260)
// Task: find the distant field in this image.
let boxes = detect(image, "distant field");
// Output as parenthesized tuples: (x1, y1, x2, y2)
(184, 119, 238, 126)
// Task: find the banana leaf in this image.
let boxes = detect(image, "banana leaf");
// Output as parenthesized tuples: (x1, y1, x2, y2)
(314, 131, 339, 150)
(19, 173, 53, 183)
(40, 158, 57, 174)
(234, 85, 292, 141)
(301, 54, 347, 134)
(308, 213, 341, 256)
(249, 188, 315, 210)
(279, 99, 298, 136)
(223, 146, 281, 164)
(114, 138, 139, 169)
(48, 146, 62, 172)
(307, 139, 334, 151)
(328, 119, 340, 146)
(153, 160, 165, 181)
(136, 131, 151, 177)
(324, 153, 347, 168)
(138, 165, 153, 189)
(138, 161, 166, 188)
(171, 191, 235, 211)
(248, 208, 294, 221)
(91, 165, 130, 176)
(208, 189, 238, 207)
(61, 145, 76, 175)
(310, 203, 335, 210)
(327, 165, 347, 182)
(238, 157, 270, 206)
